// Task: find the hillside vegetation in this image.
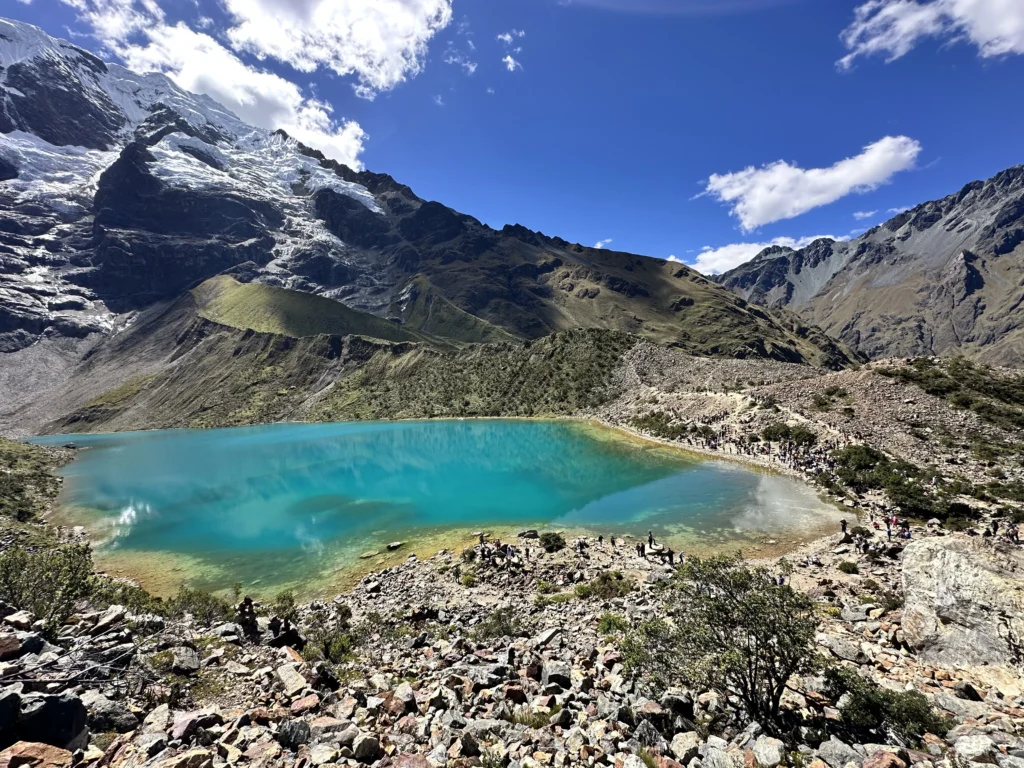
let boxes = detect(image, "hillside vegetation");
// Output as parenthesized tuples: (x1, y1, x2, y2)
(192, 276, 425, 344)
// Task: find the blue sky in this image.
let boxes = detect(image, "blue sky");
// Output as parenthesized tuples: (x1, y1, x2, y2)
(10, 0, 1024, 273)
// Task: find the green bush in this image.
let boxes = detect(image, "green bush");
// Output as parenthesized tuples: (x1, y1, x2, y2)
(539, 532, 566, 553)
(272, 589, 299, 622)
(575, 571, 633, 600)
(850, 525, 871, 537)
(762, 423, 792, 443)
(838, 562, 859, 575)
(597, 612, 629, 634)
(623, 555, 820, 726)
(167, 586, 232, 626)
(473, 606, 523, 640)
(0, 544, 93, 633)
(305, 603, 356, 665)
(631, 412, 690, 441)
(824, 667, 952, 743)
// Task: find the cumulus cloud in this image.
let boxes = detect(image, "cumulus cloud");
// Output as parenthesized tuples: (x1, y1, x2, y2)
(594, 238, 613, 249)
(888, 205, 912, 213)
(702, 136, 922, 231)
(692, 235, 840, 275)
(502, 54, 522, 71)
(838, 0, 1024, 69)
(59, 0, 368, 168)
(560, 0, 801, 13)
(220, 0, 453, 99)
(853, 210, 878, 219)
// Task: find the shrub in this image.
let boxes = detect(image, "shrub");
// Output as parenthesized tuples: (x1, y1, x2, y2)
(623, 555, 820, 727)
(0, 440, 61, 523)
(539, 532, 566, 553)
(850, 525, 871, 537)
(167, 586, 232, 626)
(824, 667, 952, 743)
(473, 606, 523, 640)
(598, 612, 629, 634)
(91, 577, 164, 616)
(575, 571, 633, 600)
(305, 603, 356, 665)
(536, 580, 558, 595)
(762, 423, 792, 443)
(0, 544, 93, 633)
(838, 562, 859, 575)
(272, 589, 299, 622)
(460, 573, 477, 587)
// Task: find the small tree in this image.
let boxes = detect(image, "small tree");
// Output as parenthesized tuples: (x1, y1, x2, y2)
(623, 555, 820, 728)
(539, 532, 566, 553)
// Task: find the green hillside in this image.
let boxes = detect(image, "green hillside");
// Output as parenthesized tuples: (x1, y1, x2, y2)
(192, 276, 424, 344)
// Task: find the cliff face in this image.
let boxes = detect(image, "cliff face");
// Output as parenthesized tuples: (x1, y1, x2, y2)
(715, 166, 1024, 366)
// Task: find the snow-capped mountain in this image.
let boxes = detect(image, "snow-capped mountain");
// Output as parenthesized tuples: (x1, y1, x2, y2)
(714, 166, 1024, 365)
(0, 15, 854, 389)
(0, 16, 385, 351)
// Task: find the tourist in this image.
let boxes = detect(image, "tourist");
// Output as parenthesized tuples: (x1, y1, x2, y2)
(840, 519, 848, 534)
(598, 535, 604, 547)
(648, 531, 655, 547)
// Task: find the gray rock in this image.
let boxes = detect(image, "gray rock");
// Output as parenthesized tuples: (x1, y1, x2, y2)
(955, 735, 997, 764)
(752, 736, 786, 768)
(170, 646, 200, 675)
(818, 737, 861, 768)
(541, 660, 572, 689)
(902, 537, 1024, 668)
(277, 663, 306, 697)
(277, 719, 311, 750)
(353, 732, 381, 761)
(15, 692, 87, 748)
(672, 732, 702, 763)
(80, 690, 139, 733)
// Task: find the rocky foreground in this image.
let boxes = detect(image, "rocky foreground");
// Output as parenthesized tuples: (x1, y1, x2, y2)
(2, 515, 1024, 768)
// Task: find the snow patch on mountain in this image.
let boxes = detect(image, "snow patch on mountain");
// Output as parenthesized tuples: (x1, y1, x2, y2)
(0, 130, 116, 216)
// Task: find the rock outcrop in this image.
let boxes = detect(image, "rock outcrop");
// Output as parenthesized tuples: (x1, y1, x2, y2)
(902, 535, 1024, 669)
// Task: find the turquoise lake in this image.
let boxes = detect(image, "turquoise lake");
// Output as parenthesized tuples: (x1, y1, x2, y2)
(33, 420, 839, 596)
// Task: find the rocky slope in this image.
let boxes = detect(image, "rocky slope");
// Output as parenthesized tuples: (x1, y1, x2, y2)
(0, 14, 850, 400)
(715, 166, 1024, 365)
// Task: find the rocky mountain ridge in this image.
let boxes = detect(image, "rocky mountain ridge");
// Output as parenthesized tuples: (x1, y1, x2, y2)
(715, 166, 1024, 365)
(0, 16, 849, 379)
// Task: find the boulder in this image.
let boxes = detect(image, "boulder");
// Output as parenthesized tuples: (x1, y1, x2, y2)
(276, 664, 306, 697)
(80, 691, 138, 734)
(352, 733, 380, 762)
(954, 735, 997, 765)
(672, 732, 702, 763)
(541, 661, 572, 690)
(817, 737, 860, 768)
(902, 536, 1024, 668)
(276, 720, 310, 750)
(0, 742, 72, 768)
(14, 694, 86, 750)
(170, 647, 200, 675)
(751, 736, 786, 768)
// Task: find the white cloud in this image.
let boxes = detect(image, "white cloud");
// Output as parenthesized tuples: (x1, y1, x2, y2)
(667, 254, 682, 263)
(888, 205, 912, 213)
(594, 238, 613, 249)
(486, 86, 495, 94)
(444, 52, 478, 74)
(839, 0, 1024, 69)
(692, 235, 840, 275)
(702, 136, 922, 231)
(497, 29, 526, 44)
(433, 94, 444, 106)
(853, 210, 878, 219)
(502, 54, 522, 71)
(60, 1, 367, 168)
(220, 0, 453, 99)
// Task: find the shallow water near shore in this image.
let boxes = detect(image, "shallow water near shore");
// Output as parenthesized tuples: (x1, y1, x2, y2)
(32, 419, 841, 597)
